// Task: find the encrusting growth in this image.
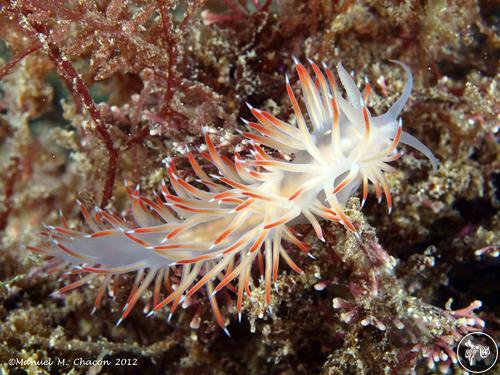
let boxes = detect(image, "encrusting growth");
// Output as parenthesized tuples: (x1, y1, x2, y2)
(27, 59, 438, 334)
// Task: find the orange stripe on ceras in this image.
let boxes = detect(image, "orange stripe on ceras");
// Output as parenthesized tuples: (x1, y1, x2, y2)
(53, 227, 83, 237)
(132, 224, 170, 234)
(60, 214, 70, 228)
(169, 294, 184, 315)
(250, 107, 268, 124)
(204, 131, 216, 154)
(241, 132, 270, 145)
(82, 266, 122, 274)
(167, 224, 186, 239)
(252, 144, 271, 160)
(215, 222, 239, 244)
(94, 211, 106, 227)
(272, 250, 279, 282)
(336, 210, 357, 232)
(265, 274, 271, 305)
(362, 106, 371, 138)
(153, 290, 179, 310)
(324, 66, 338, 97)
(249, 159, 278, 167)
(173, 204, 217, 214)
(220, 155, 237, 172)
(222, 236, 248, 254)
(220, 197, 242, 204)
(153, 244, 182, 251)
(248, 121, 276, 137)
(176, 254, 214, 264)
(284, 229, 310, 253)
(154, 243, 205, 251)
(161, 182, 169, 198)
(124, 232, 151, 247)
(264, 217, 289, 229)
(362, 177, 369, 204)
(164, 194, 188, 204)
(244, 271, 251, 296)
(188, 152, 209, 180)
(94, 282, 108, 308)
(281, 250, 303, 274)
(215, 269, 238, 292)
(380, 179, 392, 210)
(236, 280, 244, 313)
(142, 196, 176, 218)
(260, 111, 289, 132)
(78, 204, 95, 226)
(363, 82, 372, 102)
(295, 63, 313, 87)
(234, 152, 247, 170)
(235, 199, 253, 211)
(286, 82, 302, 115)
(208, 291, 226, 329)
(333, 173, 354, 194)
(168, 160, 181, 175)
(252, 151, 266, 162)
(386, 125, 402, 154)
(124, 183, 134, 197)
(186, 277, 206, 298)
(137, 198, 149, 215)
(331, 97, 339, 127)
(249, 231, 268, 253)
(248, 170, 270, 180)
(257, 251, 264, 275)
(252, 109, 291, 137)
(214, 191, 237, 200)
(89, 229, 118, 238)
(310, 62, 328, 90)
(319, 211, 340, 222)
(58, 277, 93, 293)
(241, 191, 275, 202)
(218, 176, 242, 189)
(139, 197, 161, 211)
(288, 188, 304, 201)
(198, 151, 211, 161)
(384, 152, 401, 162)
(204, 132, 227, 171)
(100, 210, 125, 228)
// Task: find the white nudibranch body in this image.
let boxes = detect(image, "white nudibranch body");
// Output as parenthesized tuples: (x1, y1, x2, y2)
(30, 59, 437, 333)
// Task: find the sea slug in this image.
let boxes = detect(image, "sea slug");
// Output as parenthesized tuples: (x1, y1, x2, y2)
(27, 59, 438, 334)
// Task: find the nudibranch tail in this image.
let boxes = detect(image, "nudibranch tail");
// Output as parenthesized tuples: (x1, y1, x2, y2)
(28, 59, 437, 333)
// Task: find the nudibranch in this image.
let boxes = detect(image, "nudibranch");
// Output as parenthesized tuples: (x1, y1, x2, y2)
(28, 59, 437, 334)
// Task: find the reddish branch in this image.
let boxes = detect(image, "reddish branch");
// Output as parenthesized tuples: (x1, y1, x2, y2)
(157, 0, 176, 114)
(125, 126, 150, 148)
(15, 14, 119, 208)
(310, 0, 318, 33)
(2, 2, 197, 209)
(201, 0, 272, 25)
(156, 0, 187, 121)
(0, 42, 42, 80)
(180, 0, 208, 29)
(0, 157, 21, 232)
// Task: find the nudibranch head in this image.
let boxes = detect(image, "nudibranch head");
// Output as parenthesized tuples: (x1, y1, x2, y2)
(28, 58, 437, 334)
